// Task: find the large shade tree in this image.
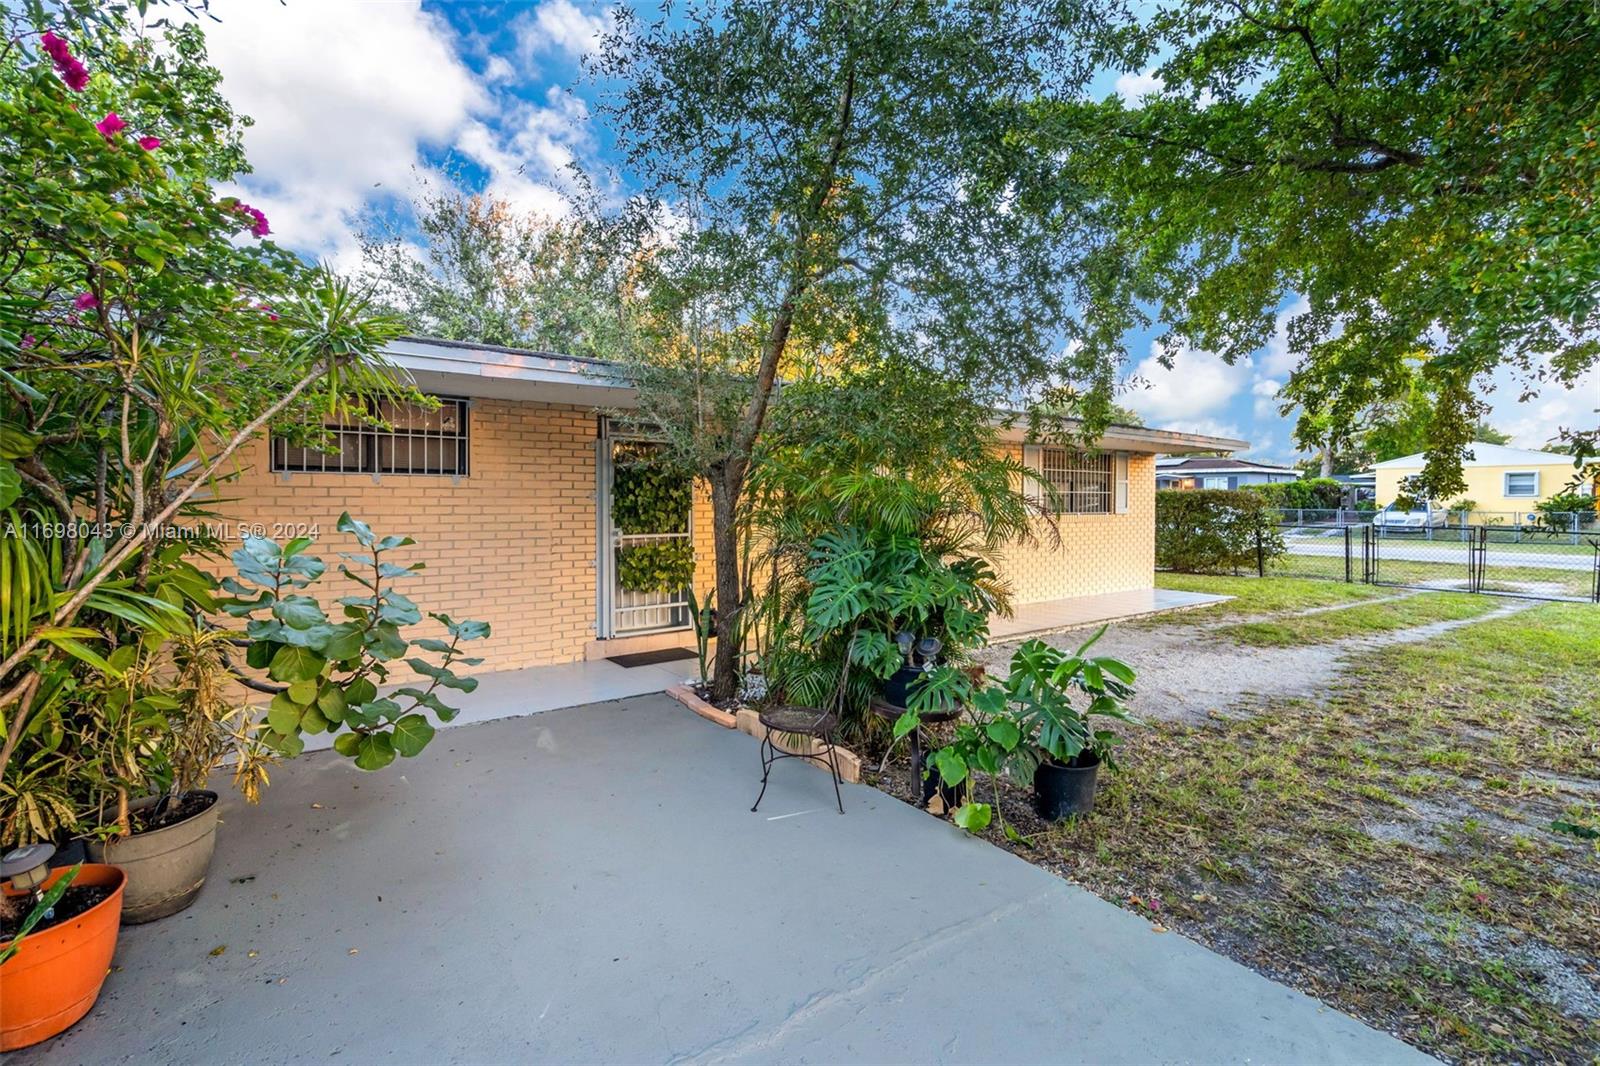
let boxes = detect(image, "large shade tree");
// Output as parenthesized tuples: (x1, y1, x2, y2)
(595, 0, 1111, 700)
(1030, 0, 1600, 498)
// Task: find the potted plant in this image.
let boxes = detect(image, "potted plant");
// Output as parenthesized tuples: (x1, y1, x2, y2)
(1006, 631, 1137, 819)
(927, 627, 1138, 831)
(1, 852, 125, 1051)
(80, 623, 270, 924)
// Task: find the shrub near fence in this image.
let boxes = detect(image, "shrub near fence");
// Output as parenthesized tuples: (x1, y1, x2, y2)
(1156, 490, 1286, 573)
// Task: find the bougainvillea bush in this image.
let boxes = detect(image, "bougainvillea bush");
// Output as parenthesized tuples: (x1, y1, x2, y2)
(0, 3, 485, 845)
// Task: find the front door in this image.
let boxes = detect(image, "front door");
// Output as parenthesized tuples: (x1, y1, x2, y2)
(595, 421, 694, 638)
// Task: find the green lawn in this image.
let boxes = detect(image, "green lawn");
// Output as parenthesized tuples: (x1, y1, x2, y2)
(953, 601, 1600, 1062)
(1217, 591, 1501, 646)
(1154, 572, 1392, 620)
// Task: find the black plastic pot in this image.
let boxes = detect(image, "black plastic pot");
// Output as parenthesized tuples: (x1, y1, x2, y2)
(879, 663, 927, 710)
(1034, 754, 1101, 820)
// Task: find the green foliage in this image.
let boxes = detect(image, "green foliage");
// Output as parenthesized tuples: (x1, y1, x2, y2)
(616, 541, 696, 596)
(1156, 490, 1285, 574)
(744, 362, 1039, 728)
(686, 586, 714, 687)
(360, 175, 641, 358)
(598, 0, 1107, 699)
(0, 4, 433, 837)
(611, 444, 696, 593)
(218, 514, 489, 770)
(0, 863, 78, 966)
(789, 526, 997, 725)
(1245, 478, 1344, 511)
(1029, 0, 1600, 498)
(1535, 492, 1596, 526)
(930, 629, 1138, 835)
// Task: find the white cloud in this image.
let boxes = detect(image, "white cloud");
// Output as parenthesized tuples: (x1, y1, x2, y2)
(192, 1, 604, 270)
(1126, 339, 1252, 424)
(1161, 417, 1245, 443)
(515, 0, 607, 60)
(1252, 377, 1284, 420)
(1483, 361, 1600, 450)
(483, 55, 516, 84)
(196, 1, 485, 262)
(1114, 67, 1163, 105)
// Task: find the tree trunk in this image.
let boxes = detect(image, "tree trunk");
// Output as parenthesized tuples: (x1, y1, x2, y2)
(1319, 443, 1334, 477)
(709, 465, 744, 702)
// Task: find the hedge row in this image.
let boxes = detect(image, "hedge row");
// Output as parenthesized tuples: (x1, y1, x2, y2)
(1156, 490, 1286, 574)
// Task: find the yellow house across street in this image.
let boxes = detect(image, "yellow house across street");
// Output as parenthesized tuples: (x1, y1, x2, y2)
(1373, 443, 1598, 519)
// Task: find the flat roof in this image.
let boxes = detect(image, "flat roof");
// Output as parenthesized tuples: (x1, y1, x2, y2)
(384, 336, 1250, 455)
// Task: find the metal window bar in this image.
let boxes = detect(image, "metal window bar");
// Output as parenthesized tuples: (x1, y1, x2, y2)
(270, 397, 469, 476)
(1040, 448, 1112, 514)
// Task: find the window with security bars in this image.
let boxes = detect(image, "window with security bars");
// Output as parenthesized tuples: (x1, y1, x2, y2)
(1039, 448, 1113, 514)
(270, 396, 469, 476)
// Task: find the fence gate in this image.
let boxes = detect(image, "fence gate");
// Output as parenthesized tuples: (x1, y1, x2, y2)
(595, 421, 694, 638)
(1321, 522, 1600, 603)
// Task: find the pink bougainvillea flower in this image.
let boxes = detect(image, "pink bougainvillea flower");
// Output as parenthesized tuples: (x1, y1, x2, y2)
(137, 135, 162, 151)
(60, 58, 90, 91)
(40, 32, 71, 62)
(73, 291, 99, 311)
(95, 112, 127, 139)
(230, 202, 271, 237)
(20, 335, 37, 349)
(40, 32, 90, 91)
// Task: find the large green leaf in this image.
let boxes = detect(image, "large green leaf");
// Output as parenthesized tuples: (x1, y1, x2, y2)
(273, 594, 328, 630)
(390, 714, 435, 757)
(267, 692, 304, 735)
(268, 644, 326, 683)
(354, 732, 396, 771)
(952, 802, 992, 833)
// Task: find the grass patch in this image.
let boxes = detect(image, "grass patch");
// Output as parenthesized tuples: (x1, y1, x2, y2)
(1217, 591, 1501, 646)
(1153, 572, 1391, 620)
(885, 601, 1600, 1062)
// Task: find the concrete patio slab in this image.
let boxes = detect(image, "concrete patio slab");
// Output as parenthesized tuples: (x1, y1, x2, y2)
(300, 655, 693, 751)
(990, 586, 1228, 640)
(19, 695, 1430, 1065)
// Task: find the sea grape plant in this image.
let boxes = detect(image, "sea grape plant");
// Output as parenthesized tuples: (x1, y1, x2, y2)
(219, 514, 489, 771)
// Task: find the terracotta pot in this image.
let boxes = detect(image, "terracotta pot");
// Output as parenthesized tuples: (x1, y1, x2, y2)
(1, 864, 126, 1051)
(87, 790, 219, 923)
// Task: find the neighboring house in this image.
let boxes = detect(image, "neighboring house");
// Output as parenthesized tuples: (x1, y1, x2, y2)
(221, 336, 1246, 678)
(1373, 443, 1597, 514)
(1155, 456, 1301, 491)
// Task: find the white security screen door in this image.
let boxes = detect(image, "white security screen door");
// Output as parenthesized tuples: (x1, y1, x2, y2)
(595, 420, 694, 638)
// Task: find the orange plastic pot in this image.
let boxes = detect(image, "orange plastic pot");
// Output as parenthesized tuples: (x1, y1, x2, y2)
(0, 864, 126, 1051)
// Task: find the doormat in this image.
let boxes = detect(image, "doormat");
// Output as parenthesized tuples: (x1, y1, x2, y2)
(605, 647, 698, 669)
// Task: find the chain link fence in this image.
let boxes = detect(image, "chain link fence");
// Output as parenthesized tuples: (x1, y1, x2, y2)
(1260, 521, 1600, 603)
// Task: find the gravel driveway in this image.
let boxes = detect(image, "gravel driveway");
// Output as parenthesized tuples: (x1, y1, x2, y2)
(977, 594, 1541, 724)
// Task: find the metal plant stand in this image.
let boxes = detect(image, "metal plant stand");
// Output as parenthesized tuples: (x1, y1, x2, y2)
(750, 704, 845, 815)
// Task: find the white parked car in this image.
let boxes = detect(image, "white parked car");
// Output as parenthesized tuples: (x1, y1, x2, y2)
(1373, 500, 1449, 529)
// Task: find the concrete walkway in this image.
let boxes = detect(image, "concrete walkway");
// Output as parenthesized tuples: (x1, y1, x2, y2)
(20, 696, 1431, 1064)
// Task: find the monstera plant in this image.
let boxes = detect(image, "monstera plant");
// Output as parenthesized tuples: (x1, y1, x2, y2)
(220, 513, 489, 771)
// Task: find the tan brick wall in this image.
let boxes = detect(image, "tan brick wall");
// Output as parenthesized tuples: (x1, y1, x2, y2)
(992, 452, 1156, 605)
(221, 400, 614, 676)
(219, 407, 1152, 677)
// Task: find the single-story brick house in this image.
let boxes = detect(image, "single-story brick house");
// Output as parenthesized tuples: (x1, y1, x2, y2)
(220, 336, 1245, 675)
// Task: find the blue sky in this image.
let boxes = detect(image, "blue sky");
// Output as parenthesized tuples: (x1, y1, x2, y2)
(191, 1, 1582, 463)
